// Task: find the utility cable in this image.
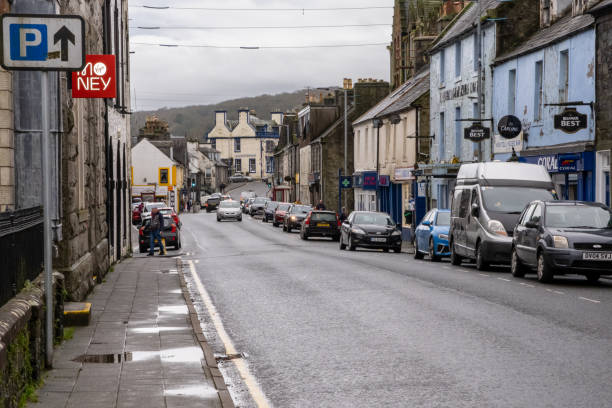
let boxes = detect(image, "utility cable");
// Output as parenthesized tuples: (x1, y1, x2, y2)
(131, 23, 391, 30)
(131, 5, 393, 11)
(130, 42, 389, 49)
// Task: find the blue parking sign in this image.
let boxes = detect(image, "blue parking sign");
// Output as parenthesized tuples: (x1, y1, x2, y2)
(9, 24, 47, 61)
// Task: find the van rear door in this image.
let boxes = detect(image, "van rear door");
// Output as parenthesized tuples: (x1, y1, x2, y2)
(451, 188, 470, 256)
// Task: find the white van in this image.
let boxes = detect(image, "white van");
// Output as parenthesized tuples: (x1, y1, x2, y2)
(449, 162, 557, 270)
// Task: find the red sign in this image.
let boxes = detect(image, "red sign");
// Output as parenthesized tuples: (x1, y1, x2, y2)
(72, 55, 116, 98)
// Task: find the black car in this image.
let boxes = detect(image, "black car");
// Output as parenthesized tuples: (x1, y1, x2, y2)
(339, 211, 402, 253)
(138, 215, 181, 253)
(511, 200, 612, 283)
(249, 197, 268, 216)
(205, 193, 222, 213)
(262, 201, 279, 223)
(283, 204, 312, 232)
(300, 211, 340, 241)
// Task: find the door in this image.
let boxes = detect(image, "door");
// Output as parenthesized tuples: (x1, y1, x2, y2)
(416, 211, 432, 251)
(465, 187, 481, 257)
(341, 212, 354, 243)
(523, 203, 542, 266)
(452, 188, 471, 256)
(515, 203, 536, 261)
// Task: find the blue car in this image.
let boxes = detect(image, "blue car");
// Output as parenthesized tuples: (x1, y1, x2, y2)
(414, 209, 451, 261)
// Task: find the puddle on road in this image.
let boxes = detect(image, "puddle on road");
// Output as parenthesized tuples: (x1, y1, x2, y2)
(72, 346, 203, 364)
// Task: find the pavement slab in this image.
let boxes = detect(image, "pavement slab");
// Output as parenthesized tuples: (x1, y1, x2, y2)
(28, 256, 225, 408)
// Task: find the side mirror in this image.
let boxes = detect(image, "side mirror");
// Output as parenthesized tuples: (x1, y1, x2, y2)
(471, 203, 479, 217)
(525, 219, 539, 229)
(422, 220, 431, 226)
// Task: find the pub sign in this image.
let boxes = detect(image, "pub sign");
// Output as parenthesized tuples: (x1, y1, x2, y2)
(554, 108, 587, 134)
(464, 123, 490, 142)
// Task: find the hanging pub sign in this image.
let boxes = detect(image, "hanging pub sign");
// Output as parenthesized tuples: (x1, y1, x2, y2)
(497, 115, 522, 139)
(554, 108, 587, 134)
(464, 123, 490, 142)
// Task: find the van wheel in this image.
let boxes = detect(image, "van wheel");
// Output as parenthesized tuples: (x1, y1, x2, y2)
(414, 240, 424, 259)
(429, 238, 440, 262)
(475, 243, 489, 271)
(450, 239, 461, 265)
(536, 252, 553, 283)
(511, 247, 526, 278)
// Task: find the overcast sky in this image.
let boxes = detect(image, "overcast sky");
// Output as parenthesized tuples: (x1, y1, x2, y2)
(129, 0, 393, 111)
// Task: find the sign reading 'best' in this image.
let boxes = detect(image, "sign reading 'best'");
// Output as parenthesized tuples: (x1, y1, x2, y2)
(72, 54, 116, 98)
(554, 108, 587, 134)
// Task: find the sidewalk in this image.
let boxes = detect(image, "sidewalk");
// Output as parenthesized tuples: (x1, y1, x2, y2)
(28, 255, 228, 408)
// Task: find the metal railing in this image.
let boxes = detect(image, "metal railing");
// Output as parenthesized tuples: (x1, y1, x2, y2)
(0, 207, 44, 307)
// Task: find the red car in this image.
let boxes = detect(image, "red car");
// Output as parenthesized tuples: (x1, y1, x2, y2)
(272, 203, 291, 227)
(159, 207, 181, 228)
(132, 202, 144, 225)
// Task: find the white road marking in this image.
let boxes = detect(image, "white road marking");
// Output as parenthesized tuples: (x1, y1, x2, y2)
(497, 278, 511, 282)
(442, 266, 450, 270)
(187, 260, 270, 408)
(579, 296, 601, 304)
(519, 282, 535, 288)
(478, 273, 490, 277)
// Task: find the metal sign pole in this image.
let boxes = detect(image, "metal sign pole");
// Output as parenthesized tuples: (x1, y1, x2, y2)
(41, 71, 53, 367)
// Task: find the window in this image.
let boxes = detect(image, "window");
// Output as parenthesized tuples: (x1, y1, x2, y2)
(455, 42, 461, 78)
(440, 50, 446, 84)
(234, 138, 241, 152)
(249, 158, 256, 173)
(266, 156, 274, 173)
(211, 139, 216, 149)
(534, 61, 543, 121)
(265, 140, 275, 153)
(559, 50, 569, 103)
(508, 69, 516, 115)
(205, 167, 212, 178)
(455, 107, 462, 160)
(459, 189, 471, 218)
(529, 204, 542, 224)
(473, 34, 478, 72)
(235, 158, 242, 173)
(519, 204, 536, 225)
(439, 112, 445, 161)
(159, 168, 169, 185)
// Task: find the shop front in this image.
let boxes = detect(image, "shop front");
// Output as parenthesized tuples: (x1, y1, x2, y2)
(519, 151, 595, 201)
(353, 171, 377, 211)
(377, 175, 402, 226)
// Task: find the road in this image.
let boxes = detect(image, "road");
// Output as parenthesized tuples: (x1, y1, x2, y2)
(178, 205, 612, 408)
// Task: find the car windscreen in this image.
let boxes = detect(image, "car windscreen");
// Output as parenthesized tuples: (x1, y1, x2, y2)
(292, 205, 312, 214)
(253, 197, 267, 204)
(435, 212, 450, 226)
(277, 204, 290, 211)
(354, 213, 394, 226)
(311, 213, 337, 222)
(142, 217, 173, 229)
(480, 187, 555, 213)
(220, 201, 240, 209)
(545, 205, 612, 229)
(145, 203, 165, 212)
(266, 202, 279, 209)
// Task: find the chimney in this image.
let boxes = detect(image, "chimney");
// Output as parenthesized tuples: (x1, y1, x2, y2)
(238, 108, 249, 125)
(215, 110, 227, 127)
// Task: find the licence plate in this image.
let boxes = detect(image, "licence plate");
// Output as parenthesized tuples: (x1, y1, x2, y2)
(582, 252, 612, 261)
(317, 223, 330, 227)
(371, 237, 386, 243)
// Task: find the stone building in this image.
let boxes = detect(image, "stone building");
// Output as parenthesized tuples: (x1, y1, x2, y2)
(272, 112, 299, 202)
(137, 115, 170, 143)
(589, 0, 612, 206)
(206, 109, 282, 181)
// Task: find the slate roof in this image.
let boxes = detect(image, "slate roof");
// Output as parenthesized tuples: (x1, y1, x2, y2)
(494, 13, 594, 64)
(430, 0, 501, 53)
(353, 69, 429, 126)
(378, 71, 429, 117)
(589, 0, 612, 14)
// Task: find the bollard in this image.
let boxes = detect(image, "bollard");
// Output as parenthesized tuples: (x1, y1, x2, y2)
(161, 238, 167, 255)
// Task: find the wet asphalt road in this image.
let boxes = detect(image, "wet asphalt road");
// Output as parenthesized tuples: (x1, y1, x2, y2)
(179, 208, 612, 408)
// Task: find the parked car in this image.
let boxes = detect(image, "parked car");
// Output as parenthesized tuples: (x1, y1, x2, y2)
(283, 205, 312, 232)
(138, 215, 181, 253)
(414, 209, 450, 261)
(140, 202, 167, 220)
(159, 206, 181, 228)
(205, 193, 222, 212)
(449, 162, 557, 270)
(249, 197, 268, 216)
(217, 200, 243, 222)
(511, 200, 612, 283)
(273, 203, 291, 227)
(300, 211, 341, 241)
(243, 197, 255, 214)
(262, 201, 279, 223)
(229, 173, 253, 183)
(132, 203, 144, 225)
(339, 211, 402, 252)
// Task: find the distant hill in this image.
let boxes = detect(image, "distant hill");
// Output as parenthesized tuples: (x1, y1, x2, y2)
(131, 89, 309, 141)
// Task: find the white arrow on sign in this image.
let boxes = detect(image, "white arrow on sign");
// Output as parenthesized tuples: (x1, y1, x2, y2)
(1, 14, 85, 71)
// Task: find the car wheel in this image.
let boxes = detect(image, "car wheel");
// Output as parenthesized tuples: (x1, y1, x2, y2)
(348, 235, 356, 251)
(414, 239, 424, 260)
(511, 247, 526, 278)
(217, 217, 221, 222)
(139, 245, 146, 253)
(393, 247, 401, 253)
(263, 217, 267, 223)
(586, 274, 600, 283)
(475, 242, 489, 271)
(287, 226, 292, 233)
(536, 251, 554, 283)
(383, 248, 389, 253)
(339, 235, 347, 250)
(300, 232, 308, 240)
(450, 239, 462, 265)
(429, 238, 440, 262)
(273, 222, 278, 227)
(282, 224, 287, 231)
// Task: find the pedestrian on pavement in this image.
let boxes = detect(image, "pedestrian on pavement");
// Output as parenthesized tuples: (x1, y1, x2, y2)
(148, 208, 165, 256)
(339, 207, 348, 223)
(187, 199, 192, 212)
(315, 200, 326, 210)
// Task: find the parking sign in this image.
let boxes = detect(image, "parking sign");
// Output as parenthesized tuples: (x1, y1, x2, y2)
(1, 14, 85, 71)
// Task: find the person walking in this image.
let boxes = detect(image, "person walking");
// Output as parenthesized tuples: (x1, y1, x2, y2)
(315, 200, 326, 210)
(148, 208, 165, 256)
(339, 207, 348, 223)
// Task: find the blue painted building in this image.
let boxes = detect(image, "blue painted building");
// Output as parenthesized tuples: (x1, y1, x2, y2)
(492, 7, 597, 201)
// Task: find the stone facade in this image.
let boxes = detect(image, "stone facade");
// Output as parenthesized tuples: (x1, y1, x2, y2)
(0, 66, 13, 213)
(592, 2, 612, 152)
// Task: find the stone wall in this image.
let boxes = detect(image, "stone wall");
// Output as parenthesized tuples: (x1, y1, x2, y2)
(0, 66, 13, 212)
(595, 9, 612, 151)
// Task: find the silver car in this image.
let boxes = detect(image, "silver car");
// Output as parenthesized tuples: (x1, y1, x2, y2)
(217, 200, 242, 222)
